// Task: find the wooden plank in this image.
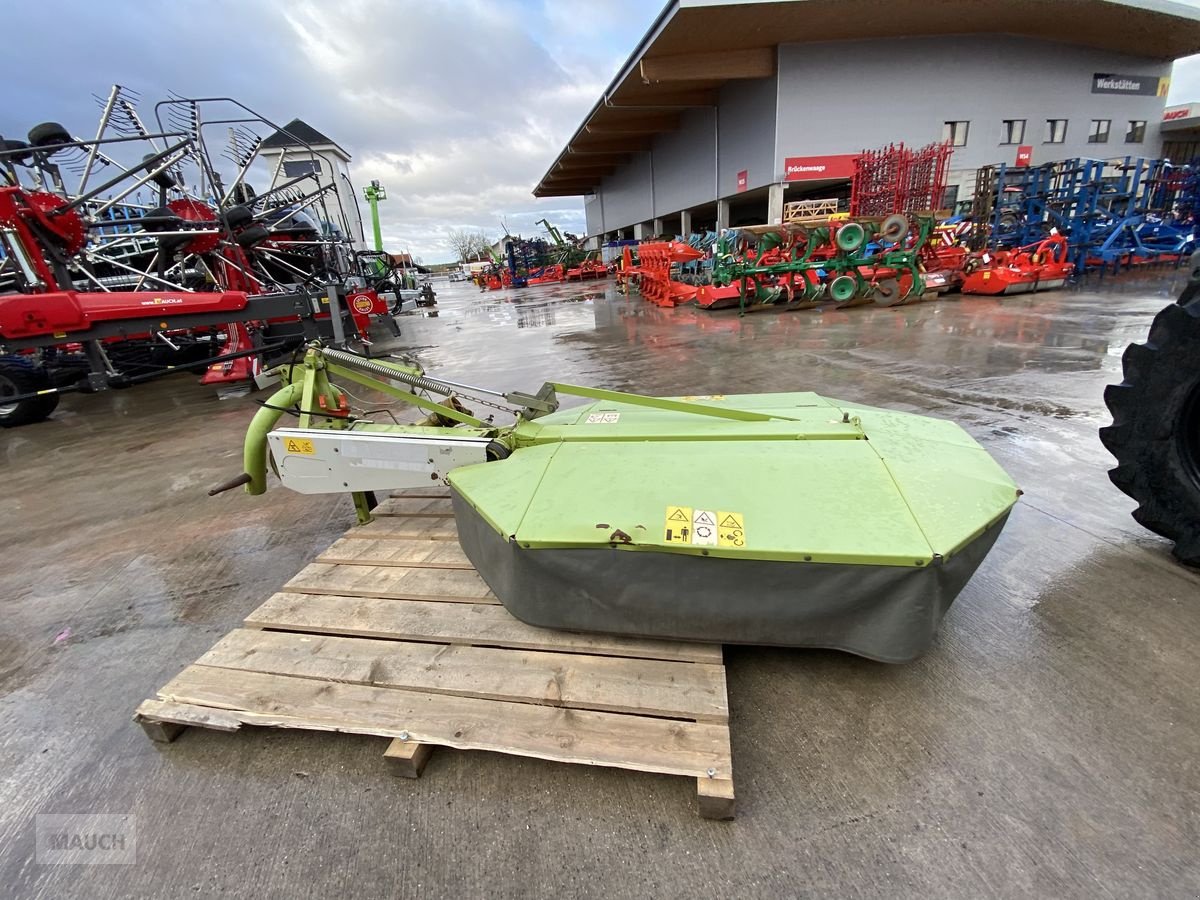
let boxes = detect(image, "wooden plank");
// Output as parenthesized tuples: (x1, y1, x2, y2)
(135, 699, 242, 735)
(343, 517, 459, 542)
(373, 497, 455, 518)
(198, 629, 729, 722)
(383, 739, 433, 778)
(697, 776, 736, 820)
(244, 592, 724, 665)
(284, 562, 497, 604)
(156, 666, 732, 779)
(318, 538, 473, 570)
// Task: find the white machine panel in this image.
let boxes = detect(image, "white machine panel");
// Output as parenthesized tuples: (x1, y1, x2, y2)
(267, 428, 490, 494)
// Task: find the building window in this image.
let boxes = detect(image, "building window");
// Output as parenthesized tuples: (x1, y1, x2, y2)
(282, 158, 323, 177)
(943, 121, 969, 147)
(1088, 119, 1111, 144)
(1000, 119, 1026, 145)
(1045, 119, 1068, 143)
(1126, 120, 1147, 143)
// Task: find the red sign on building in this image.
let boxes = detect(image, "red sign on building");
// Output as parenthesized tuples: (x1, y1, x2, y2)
(736, 170, 748, 192)
(1015, 145, 1033, 167)
(783, 154, 858, 182)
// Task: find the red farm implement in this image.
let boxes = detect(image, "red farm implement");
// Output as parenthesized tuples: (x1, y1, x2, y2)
(850, 141, 954, 218)
(961, 234, 1074, 295)
(0, 87, 398, 426)
(634, 241, 703, 306)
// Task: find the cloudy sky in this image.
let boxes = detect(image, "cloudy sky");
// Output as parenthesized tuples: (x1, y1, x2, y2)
(3, 0, 1200, 263)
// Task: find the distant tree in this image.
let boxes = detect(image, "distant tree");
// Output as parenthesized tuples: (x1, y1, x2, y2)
(448, 229, 492, 262)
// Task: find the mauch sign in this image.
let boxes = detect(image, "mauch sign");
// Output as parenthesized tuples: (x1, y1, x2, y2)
(1015, 145, 1033, 167)
(1091, 73, 1170, 97)
(783, 154, 858, 182)
(736, 170, 747, 192)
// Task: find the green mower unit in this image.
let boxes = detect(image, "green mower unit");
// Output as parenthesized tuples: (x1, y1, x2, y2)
(215, 344, 1019, 662)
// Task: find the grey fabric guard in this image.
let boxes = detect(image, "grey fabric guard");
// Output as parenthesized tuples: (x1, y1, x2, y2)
(452, 490, 1008, 663)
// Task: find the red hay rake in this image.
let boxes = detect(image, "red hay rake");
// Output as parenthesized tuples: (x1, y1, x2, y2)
(850, 141, 953, 217)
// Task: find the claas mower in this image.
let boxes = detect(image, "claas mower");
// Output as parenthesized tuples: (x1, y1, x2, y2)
(213, 343, 1020, 662)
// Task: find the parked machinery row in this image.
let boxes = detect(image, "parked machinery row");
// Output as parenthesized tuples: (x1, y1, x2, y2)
(0, 86, 428, 427)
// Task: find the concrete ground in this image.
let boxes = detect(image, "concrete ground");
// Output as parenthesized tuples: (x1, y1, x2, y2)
(2, 273, 1198, 898)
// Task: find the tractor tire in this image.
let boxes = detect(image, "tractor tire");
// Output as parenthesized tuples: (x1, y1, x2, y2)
(1100, 291, 1200, 566)
(0, 359, 59, 427)
(27, 122, 72, 150)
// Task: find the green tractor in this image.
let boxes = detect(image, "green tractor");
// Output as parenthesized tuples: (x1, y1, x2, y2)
(1102, 251, 1200, 566)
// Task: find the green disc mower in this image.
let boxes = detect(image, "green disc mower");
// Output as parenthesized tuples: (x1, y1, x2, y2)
(213, 345, 1019, 662)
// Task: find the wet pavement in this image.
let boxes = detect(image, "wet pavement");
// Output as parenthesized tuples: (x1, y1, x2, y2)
(2, 273, 1198, 898)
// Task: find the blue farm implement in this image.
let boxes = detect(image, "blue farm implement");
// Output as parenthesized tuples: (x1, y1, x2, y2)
(970, 156, 1198, 275)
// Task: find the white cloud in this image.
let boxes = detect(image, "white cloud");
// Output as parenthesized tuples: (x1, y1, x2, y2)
(0, 0, 661, 263)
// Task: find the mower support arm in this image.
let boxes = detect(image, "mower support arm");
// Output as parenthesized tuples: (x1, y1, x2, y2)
(239, 381, 304, 495)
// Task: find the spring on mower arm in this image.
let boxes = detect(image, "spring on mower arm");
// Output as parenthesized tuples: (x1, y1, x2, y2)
(318, 347, 463, 397)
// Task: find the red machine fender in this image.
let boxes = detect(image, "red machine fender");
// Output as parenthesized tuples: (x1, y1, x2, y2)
(0, 290, 252, 340)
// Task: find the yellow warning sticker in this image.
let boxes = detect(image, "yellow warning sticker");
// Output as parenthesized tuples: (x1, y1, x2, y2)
(681, 394, 726, 401)
(718, 510, 746, 548)
(284, 437, 316, 455)
(663, 506, 692, 544)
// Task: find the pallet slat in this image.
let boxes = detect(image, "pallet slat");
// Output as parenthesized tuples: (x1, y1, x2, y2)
(373, 497, 456, 518)
(285, 562, 496, 603)
(318, 537, 474, 569)
(199, 629, 728, 722)
(344, 517, 459, 542)
(154, 666, 732, 779)
(245, 592, 723, 664)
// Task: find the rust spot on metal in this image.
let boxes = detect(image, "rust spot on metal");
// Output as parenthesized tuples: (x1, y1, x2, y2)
(609, 529, 633, 544)
(595, 523, 609, 529)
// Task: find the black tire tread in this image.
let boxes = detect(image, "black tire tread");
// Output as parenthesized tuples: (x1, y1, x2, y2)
(0, 359, 59, 427)
(1101, 298, 1200, 565)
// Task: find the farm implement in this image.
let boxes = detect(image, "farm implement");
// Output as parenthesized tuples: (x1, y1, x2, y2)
(970, 156, 1198, 275)
(695, 213, 938, 312)
(0, 87, 410, 426)
(960, 234, 1074, 295)
(213, 342, 1019, 662)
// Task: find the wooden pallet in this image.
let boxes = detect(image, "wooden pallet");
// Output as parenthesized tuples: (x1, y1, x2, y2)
(136, 490, 736, 819)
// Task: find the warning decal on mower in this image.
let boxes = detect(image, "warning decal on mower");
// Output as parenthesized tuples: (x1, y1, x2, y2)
(663, 506, 692, 544)
(718, 511, 745, 548)
(691, 510, 718, 546)
(665, 506, 745, 547)
(585, 412, 620, 424)
(284, 437, 316, 455)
